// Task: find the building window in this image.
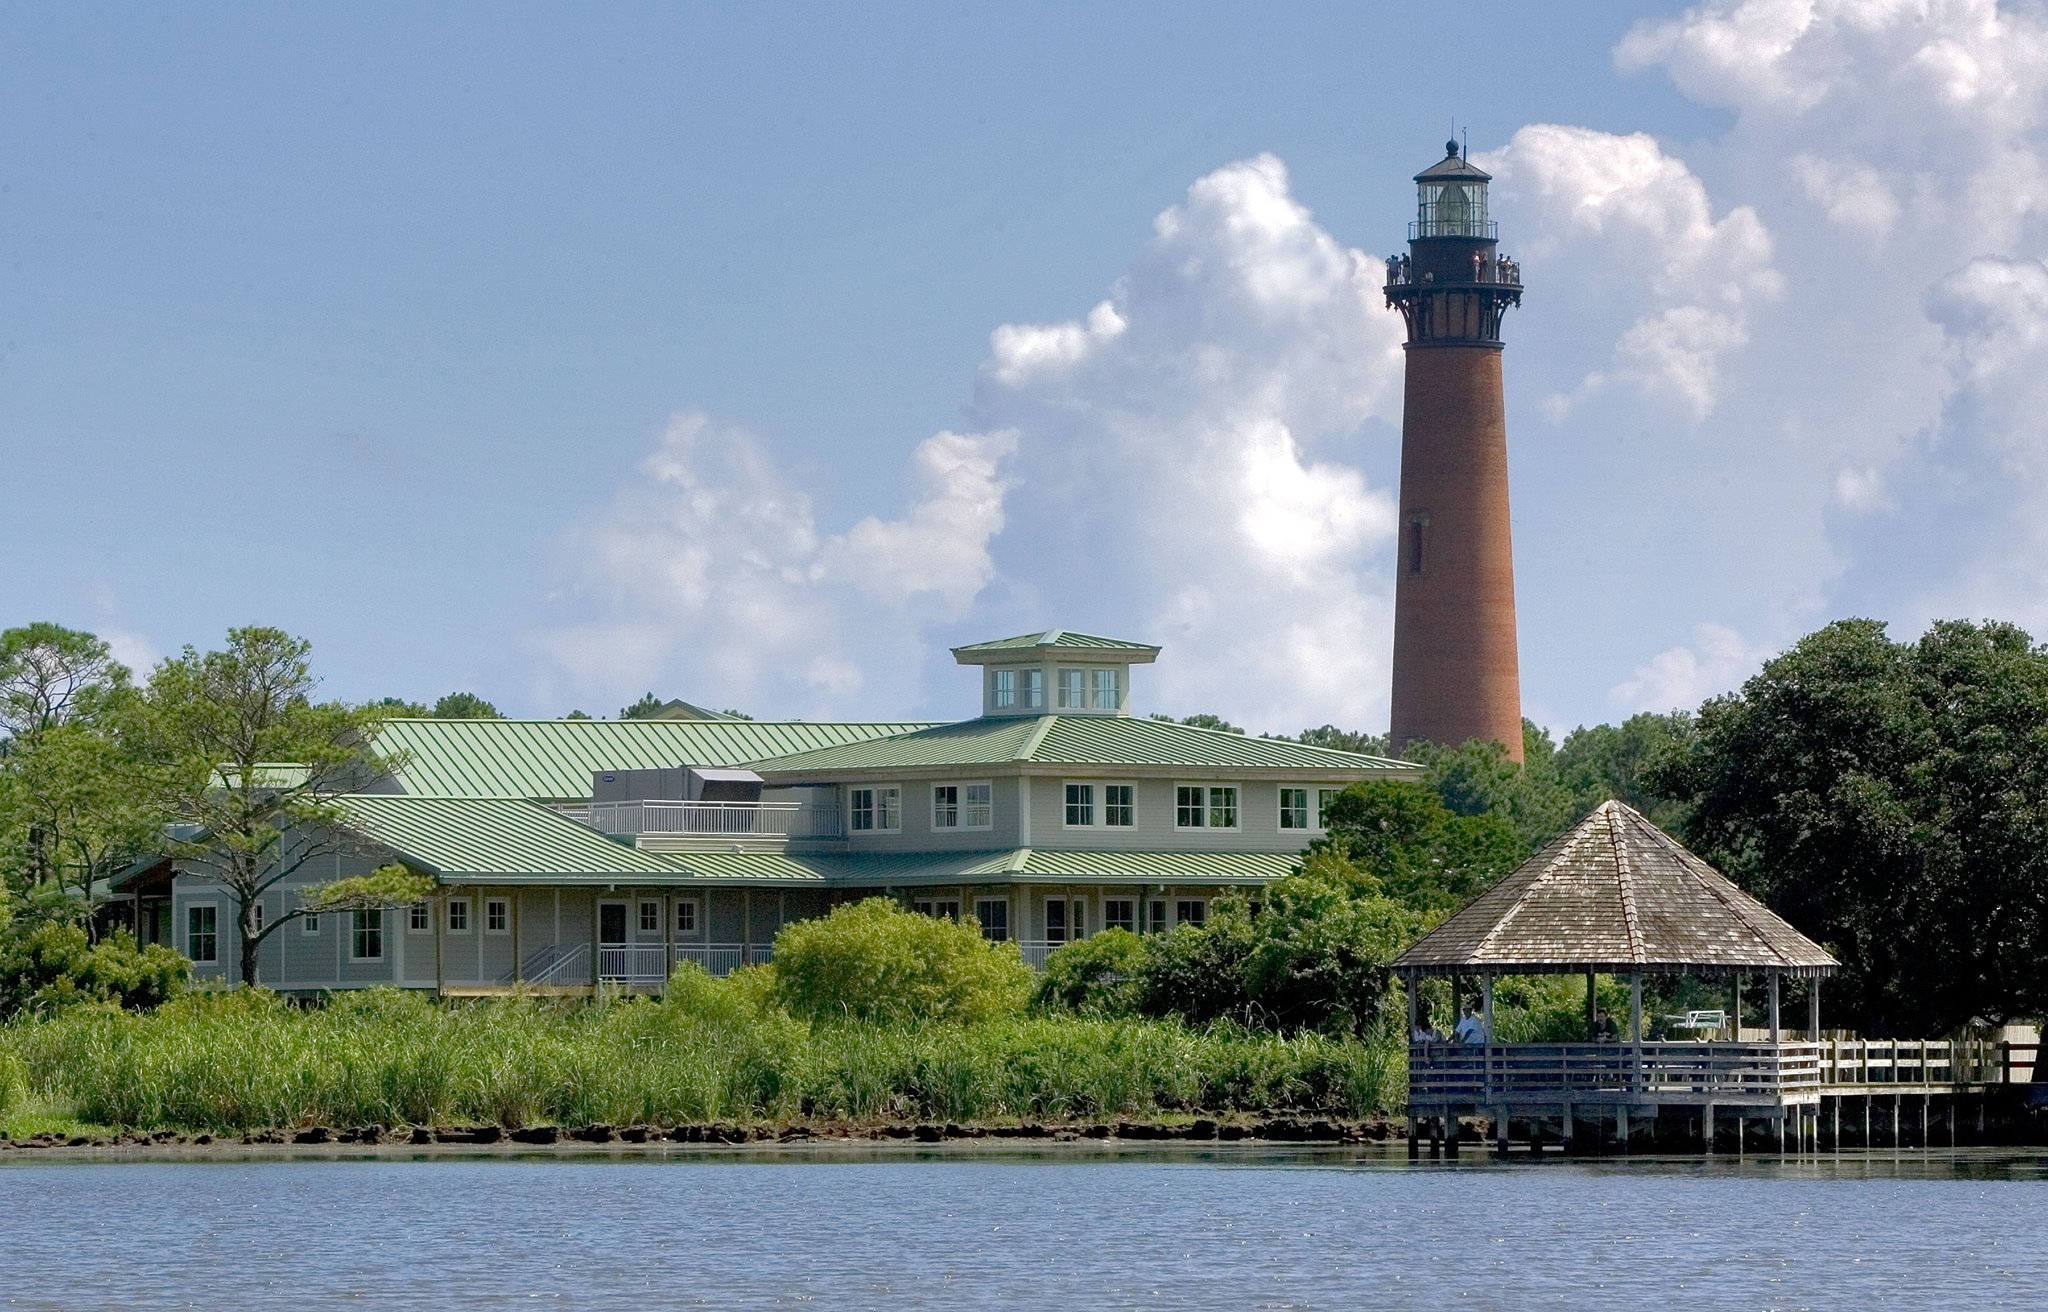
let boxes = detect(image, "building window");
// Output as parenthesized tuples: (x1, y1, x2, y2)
(351, 908, 384, 961)
(676, 899, 700, 935)
(1065, 782, 1094, 827)
(1318, 787, 1344, 828)
(914, 898, 961, 921)
(638, 901, 660, 935)
(251, 899, 265, 935)
(1045, 897, 1068, 944)
(487, 898, 510, 934)
(186, 904, 218, 963)
(992, 668, 1016, 709)
(1177, 785, 1238, 829)
(1021, 668, 1044, 710)
(1177, 899, 1208, 928)
(1104, 899, 1136, 933)
(302, 912, 320, 935)
(934, 782, 993, 830)
(408, 902, 430, 932)
(1092, 667, 1120, 710)
(1104, 784, 1135, 827)
(447, 898, 470, 933)
(974, 897, 1010, 942)
(1280, 787, 1311, 830)
(1057, 668, 1087, 709)
(1148, 900, 1168, 935)
(850, 786, 901, 833)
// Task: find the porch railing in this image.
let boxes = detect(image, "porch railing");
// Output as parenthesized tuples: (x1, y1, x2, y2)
(521, 943, 588, 988)
(597, 944, 672, 985)
(585, 800, 844, 840)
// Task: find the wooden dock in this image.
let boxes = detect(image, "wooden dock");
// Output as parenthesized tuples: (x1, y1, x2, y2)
(1406, 1037, 2036, 1155)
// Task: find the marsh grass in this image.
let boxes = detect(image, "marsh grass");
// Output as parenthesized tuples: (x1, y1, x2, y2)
(0, 972, 1405, 1134)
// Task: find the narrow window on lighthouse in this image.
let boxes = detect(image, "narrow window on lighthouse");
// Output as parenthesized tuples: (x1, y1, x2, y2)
(1408, 519, 1426, 574)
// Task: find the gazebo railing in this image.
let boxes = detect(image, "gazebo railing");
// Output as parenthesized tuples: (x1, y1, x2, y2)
(1409, 1041, 1827, 1104)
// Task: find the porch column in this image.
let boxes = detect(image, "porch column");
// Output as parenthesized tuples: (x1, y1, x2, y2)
(512, 891, 524, 984)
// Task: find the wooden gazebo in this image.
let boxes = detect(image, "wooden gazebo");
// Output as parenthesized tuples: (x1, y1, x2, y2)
(1393, 800, 1839, 1153)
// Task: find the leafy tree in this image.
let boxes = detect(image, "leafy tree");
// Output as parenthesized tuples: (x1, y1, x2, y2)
(0, 922, 188, 1018)
(1554, 711, 1694, 829)
(143, 627, 428, 987)
(1647, 618, 2048, 1033)
(0, 624, 130, 745)
(1316, 780, 1525, 916)
(1149, 712, 1243, 734)
(564, 710, 594, 720)
(430, 692, 501, 719)
(1035, 928, 1146, 1015)
(769, 897, 1032, 1025)
(1293, 725, 1391, 756)
(0, 715, 167, 919)
(619, 693, 666, 721)
(371, 697, 430, 717)
(1401, 723, 1578, 851)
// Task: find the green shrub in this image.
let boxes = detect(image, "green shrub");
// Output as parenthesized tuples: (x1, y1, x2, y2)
(1036, 929, 1145, 1015)
(770, 898, 1031, 1026)
(0, 923, 188, 1019)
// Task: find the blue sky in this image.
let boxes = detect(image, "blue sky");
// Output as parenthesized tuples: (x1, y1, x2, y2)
(6, 2, 2045, 736)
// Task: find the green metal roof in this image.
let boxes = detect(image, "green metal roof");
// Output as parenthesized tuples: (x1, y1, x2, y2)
(373, 717, 934, 799)
(338, 795, 692, 882)
(668, 847, 1299, 887)
(951, 630, 1160, 655)
(747, 715, 1419, 776)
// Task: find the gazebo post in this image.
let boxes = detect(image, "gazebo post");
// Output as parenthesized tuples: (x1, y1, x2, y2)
(1629, 971, 1644, 1102)
(1768, 969, 1781, 1043)
(1808, 978, 1821, 1039)
(1404, 971, 1420, 1159)
(1733, 973, 1743, 1039)
(1585, 969, 1597, 1041)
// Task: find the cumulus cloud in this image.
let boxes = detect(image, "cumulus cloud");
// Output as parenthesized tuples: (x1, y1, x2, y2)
(1479, 124, 1779, 416)
(539, 154, 1406, 729)
(1609, 622, 1775, 712)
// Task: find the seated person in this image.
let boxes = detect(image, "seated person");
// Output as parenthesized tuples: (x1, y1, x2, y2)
(1452, 999, 1491, 1045)
(1410, 1002, 1443, 1044)
(1592, 1008, 1621, 1042)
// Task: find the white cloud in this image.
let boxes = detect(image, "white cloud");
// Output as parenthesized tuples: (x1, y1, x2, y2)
(1480, 124, 1779, 417)
(539, 153, 1406, 730)
(1609, 623, 1775, 712)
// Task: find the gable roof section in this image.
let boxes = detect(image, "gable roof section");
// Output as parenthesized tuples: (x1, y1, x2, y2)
(1393, 801, 1839, 978)
(338, 795, 690, 882)
(747, 715, 1420, 776)
(372, 718, 934, 799)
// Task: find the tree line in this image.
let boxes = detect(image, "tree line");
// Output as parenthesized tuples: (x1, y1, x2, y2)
(5, 615, 2047, 1035)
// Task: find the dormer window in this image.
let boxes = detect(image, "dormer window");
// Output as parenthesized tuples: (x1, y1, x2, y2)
(1057, 668, 1086, 709)
(1091, 668, 1120, 710)
(1021, 669, 1044, 710)
(992, 669, 1016, 709)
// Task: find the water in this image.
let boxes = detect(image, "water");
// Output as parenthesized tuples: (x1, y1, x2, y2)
(4, 1147, 2046, 1309)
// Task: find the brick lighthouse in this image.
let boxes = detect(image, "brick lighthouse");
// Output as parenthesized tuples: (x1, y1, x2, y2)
(1384, 140, 1524, 762)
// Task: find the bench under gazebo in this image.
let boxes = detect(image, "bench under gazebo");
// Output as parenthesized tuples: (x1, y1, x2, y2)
(1394, 800, 1839, 1154)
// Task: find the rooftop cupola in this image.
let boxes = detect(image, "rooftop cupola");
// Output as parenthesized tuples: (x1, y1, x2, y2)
(950, 629, 1160, 719)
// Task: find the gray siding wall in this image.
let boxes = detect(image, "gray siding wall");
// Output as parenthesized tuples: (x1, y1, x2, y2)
(838, 773, 1024, 854)
(1028, 777, 1348, 853)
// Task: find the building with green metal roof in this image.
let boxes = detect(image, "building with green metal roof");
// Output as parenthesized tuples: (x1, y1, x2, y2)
(139, 628, 1419, 995)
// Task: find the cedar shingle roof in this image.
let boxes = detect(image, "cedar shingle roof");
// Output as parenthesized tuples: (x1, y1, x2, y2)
(1393, 801, 1838, 978)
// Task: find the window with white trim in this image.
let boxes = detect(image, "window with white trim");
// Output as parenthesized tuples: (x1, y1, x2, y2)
(1318, 787, 1344, 829)
(1176, 785, 1240, 830)
(186, 904, 218, 963)
(1176, 899, 1208, 928)
(251, 899, 265, 935)
(974, 897, 1009, 942)
(638, 900, 660, 935)
(675, 899, 700, 935)
(447, 898, 470, 933)
(913, 898, 961, 921)
(408, 902, 430, 932)
(992, 668, 1017, 709)
(1148, 900, 1168, 934)
(1057, 668, 1087, 709)
(1021, 668, 1044, 710)
(302, 911, 321, 935)
(1104, 899, 1136, 933)
(1064, 782, 1094, 827)
(351, 908, 384, 961)
(849, 786, 901, 833)
(933, 782, 993, 830)
(1091, 667, 1119, 710)
(1104, 783, 1135, 827)
(1045, 897, 1068, 944)
(488, 898, 511, 934)
(1280, 787, 1311, 831)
